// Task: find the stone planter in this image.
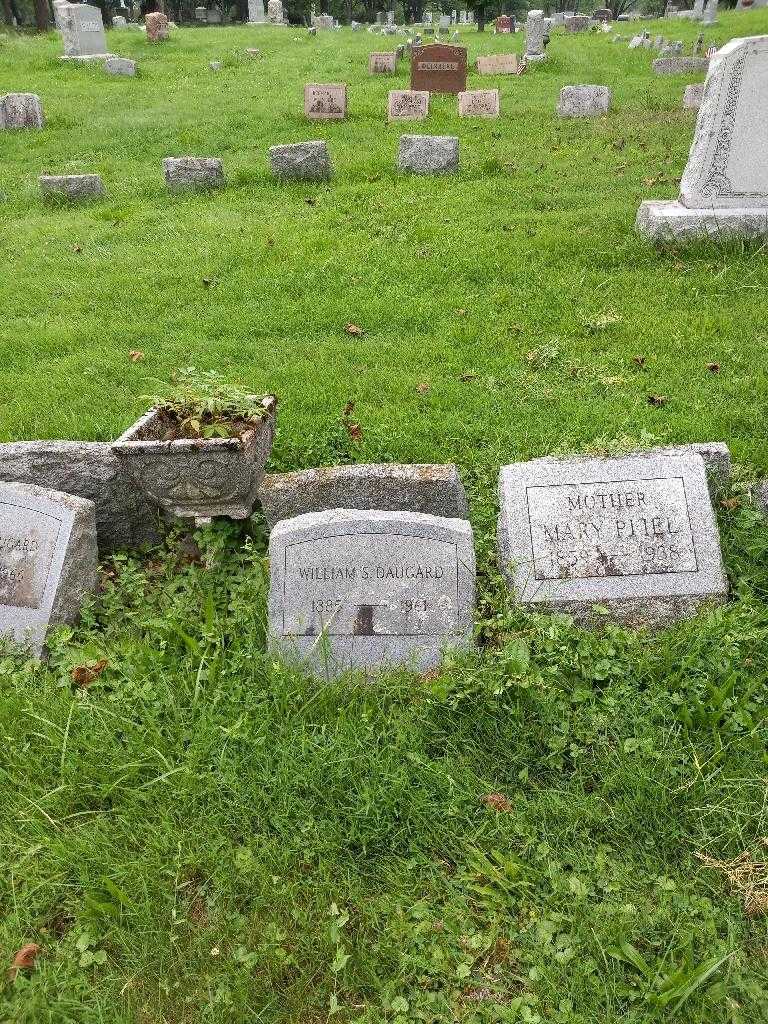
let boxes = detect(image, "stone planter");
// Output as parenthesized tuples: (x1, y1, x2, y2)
(112, 397, 276, 522)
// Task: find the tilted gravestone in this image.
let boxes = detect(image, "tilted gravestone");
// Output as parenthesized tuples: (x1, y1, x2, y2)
(0, 482, 98, 656)
(388, 89, 429, 120)
(268, 509, 475, 676)
(163, 157, 224, 189)
(269, 140, 332, 180)
(557, 85, 612, 117)
(398, 134, 459, 174)
(637, 35, 768, 241)
(40, 174, 105, 199)
(410, 42, 467, 93)
(497, 453, 727, 628)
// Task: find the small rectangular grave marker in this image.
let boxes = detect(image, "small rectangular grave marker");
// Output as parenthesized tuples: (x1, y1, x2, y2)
(497, 453, 727, 627)
(458, 88, 499, 117)
(387, 89, 429, 120)
(369, 51, 396, 73)
(268, 509, 475, 675)
(410, 42, 467, 94)
(0, 482, 97, 656)
(304, 83, 347, 119)
(476, 52, 518, 74)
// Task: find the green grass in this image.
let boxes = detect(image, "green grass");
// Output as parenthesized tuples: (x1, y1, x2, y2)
(2, 15, 768, 1023)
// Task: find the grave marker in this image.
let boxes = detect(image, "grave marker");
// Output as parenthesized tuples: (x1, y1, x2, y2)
(525, 9, 546, 61)
(0, 93, 43, 129)
(60, 3, 110, 59)
(304, 83, 347, 119)
(268, 509, 475, 676)
(497, 453, 727, 627)
(388, 89, 429, 120)
(369, 51, 397, 72)
(0, 482, 98, 657)
(476, 52, 518, 74)
(457, 88, 500, 117)
(410, 42, 467, 93)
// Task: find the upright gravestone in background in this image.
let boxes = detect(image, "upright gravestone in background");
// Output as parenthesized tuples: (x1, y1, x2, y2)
(145, 11, 169, 40)
(410, 42, 467, 94)
(477, 53, 518, 74)
(494, 15, 513, 32)
(525, 9, 547, 61)
(497, 453, 727, 628)
(637, 35, 768, 241)
(268, 509, 476, 676)
(267, 0, 286, 23)
(0, 482, 98, 656)
(369, 51, 397, 72)
(60, 3, 110, 59)
(248, 0, 266, 22)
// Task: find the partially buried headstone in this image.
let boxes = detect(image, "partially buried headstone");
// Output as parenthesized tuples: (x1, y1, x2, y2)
(457, 88, 499, 117)
(269, 140, 331, 180)
(112, 14, 127, 26)
(268, 509, 476, 676)
(145, 11, 169, 41)
(369, 51, 397, 72)
(398, 133, 458, 173)
(556, 85, 612, 117)
(497, 453, 727, 628)
(652, 55, 709, 74)
(476, 52, 518, 74)
(40, 174, 105, 199)
(304, 83, 347, 120)
(388, 89, 429, 120)
(163, 157, 224, 190)
(0, 482, 98, 657)
(410, 42, 467, 93)
(0, 93, 43, 129)
(105, 56, 136, 75)
(637, 35, 768, 241)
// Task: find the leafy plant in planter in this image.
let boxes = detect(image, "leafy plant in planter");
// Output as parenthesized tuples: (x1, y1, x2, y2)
(112, 368, 277, 523)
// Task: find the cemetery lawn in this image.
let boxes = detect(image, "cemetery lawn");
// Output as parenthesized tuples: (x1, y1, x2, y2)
(2, 12, 768, 1023)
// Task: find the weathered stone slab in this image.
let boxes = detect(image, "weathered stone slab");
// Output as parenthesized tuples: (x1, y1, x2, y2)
(269, 140, 331, 180)
(259, 463, 469, 529)
(565, 14, 590, 30)
(497, 453, 727, 628)
(268, 509, 476, 675)
(304, 83, 347, 119)
(369, 51, 396, 72)
(525, 9, 546, 60)
(637, 201, 768, 241)
(60, 3, 109, 57)
(0, 93, 43, 129)
(652, 55, 709, 74)
(145, 11, 169, 40)
(683, 81, 705, 108)
(105, 56, 136, 76)
(0, 482, 98, 656)
(40, 174, 105, 199)
(476, 52, 518, 74)
(163, 157, 224, 190)
(556, 84, 612, 117)
(398, 134, 458, 174)
(0, 441, 162, 554)
(388, 89, 429, 120)
(457, 88, 499, 117)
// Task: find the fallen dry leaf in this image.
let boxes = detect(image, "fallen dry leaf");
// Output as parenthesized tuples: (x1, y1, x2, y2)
(459, 373, 477, 383)
(346, 421, 362, 443)
(345, 323, 364, 337)
(416, 382, 430, 395)
(454, 308, 467, 317)
(706, 362, 721, 373)
(71, 658, 108, 688)
(72, 244, 82, 253)
(342, 400, 355, 418)
(341, 401, 362, 443)
(632, 355, 646, 371)
(721, 496, 741, 510)
(8, 944, 40, 981)
(481, 793, 513, 813)
(697, 841, 768, 917)
(128, 350, 144, 362)
(647, 394, 668, 407)
(304, 197, 316, 206)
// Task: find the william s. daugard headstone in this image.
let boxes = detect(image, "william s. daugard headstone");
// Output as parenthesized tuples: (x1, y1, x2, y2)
(268, 509, 475, 676)
(637, 35, 768, 241)
(497, 453, 727, 628)
(0, 482, 98, 656)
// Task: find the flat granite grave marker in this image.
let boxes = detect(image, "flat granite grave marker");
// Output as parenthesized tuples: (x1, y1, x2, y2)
(638, 35, 768, 241)
(304, 83, 347, 119)
(557, 85, 612, 117)
(0, 482, 97, 656)
(388, 89, 429, 120)
(398, 133, 459, 173)
(269, 140, 332, 180)
(369, 51, 397, 72)
(40, 173, 105, 199)
(497, 453, 727, 628)
(163, 157, 224, 190)
(476, 52, 518, 74)
(268, 509, 475, 675)
(410, 42, 467, 94)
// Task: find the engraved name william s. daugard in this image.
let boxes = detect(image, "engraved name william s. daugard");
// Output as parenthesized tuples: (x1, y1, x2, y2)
(0, 506, 60, 610)
(526, 477, 698, 581)
(281, 532, 460, 637)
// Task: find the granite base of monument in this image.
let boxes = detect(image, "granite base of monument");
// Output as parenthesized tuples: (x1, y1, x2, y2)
(268, 509, 476, 677)
(637, 200, 768, 242)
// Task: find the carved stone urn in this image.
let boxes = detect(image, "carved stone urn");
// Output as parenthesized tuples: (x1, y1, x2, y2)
(111, 397, 276, 523)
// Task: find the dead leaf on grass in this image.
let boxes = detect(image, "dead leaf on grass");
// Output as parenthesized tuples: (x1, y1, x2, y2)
(128, 350, 144, 362)
(71, 658, 108, 688)
(647, 394, 668, 407)
(8, 944, 40, 980)
(345, 323, 364, 337)
(481, 793, 513, 813)
(697, 841, 768, 917)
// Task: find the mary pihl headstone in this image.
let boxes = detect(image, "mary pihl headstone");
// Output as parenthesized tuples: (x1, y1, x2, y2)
(497, 453, 727, 628)
(637, 35, 768, 241)
(410, 42, 467, 94)
(0, 482, 98, 656)
(268, 509, 475, 676)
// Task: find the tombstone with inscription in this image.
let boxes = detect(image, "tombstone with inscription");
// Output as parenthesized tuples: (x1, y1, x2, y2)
(410, 42, 467, 93)
(477, 52, 518, 74)
(304, 82, 347, 119)
(248, 0, 266, 21)
(703, 0, 718, 24)
(494, 15, 513, 32)
(593, 7, 613, 20)
(268, 509, 476, 676)
(369, 51, 397, 72)
(145, 11, 169, 40)
(458, 88, 499, 117)
(525, 9, 547, 61)
(497, 453, 727, 628)
(388, 89, 429, 120)
(206, 6, 222, 22)
(0, 482, 98, 657)
(565, 14, 590, 30)
(637, 35, 768, 241)
(59, 3, 111, 59)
